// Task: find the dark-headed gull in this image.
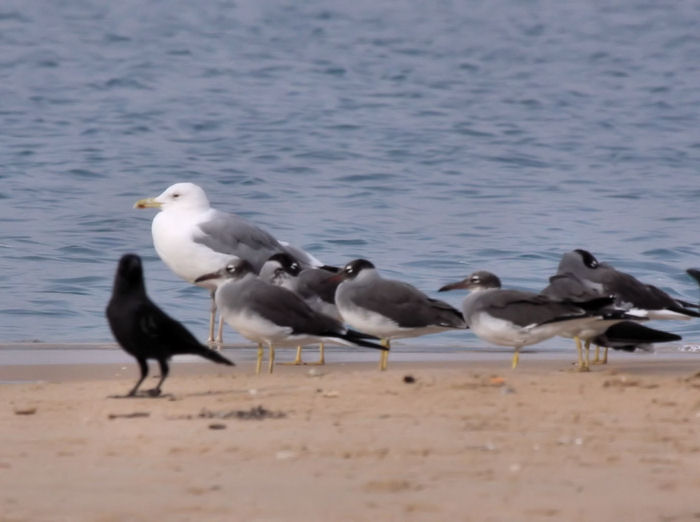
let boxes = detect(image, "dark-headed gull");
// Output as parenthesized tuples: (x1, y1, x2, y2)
(195, 259, 385, 374)
(439, 270, 624, 369)
(334, 259, 466, 371)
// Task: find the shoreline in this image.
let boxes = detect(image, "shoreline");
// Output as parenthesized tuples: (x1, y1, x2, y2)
(2, 355, 699, 390)
(2, 342, 699, 385)
(0, 340, 697, 370)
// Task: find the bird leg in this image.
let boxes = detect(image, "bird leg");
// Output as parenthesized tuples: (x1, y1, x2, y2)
(111, 358, 149, 398)
(215, 315, 224, 347)
(589, 345, 609, 365)
(574, 337, 590, 372)
(511, 347, 520, 369)
(146, 359, 169, 397)
(268, 342, 275, 374)
(280, 346, 304, 366)
(255, 343, 264, 375)
(379, 339, 390, 371)
(312, 342, 326, 365)
(591, 344, 608, 365)
(576, 337, 583, 368)
(280, 343, 326, 366)
(207, 291, 217, 344)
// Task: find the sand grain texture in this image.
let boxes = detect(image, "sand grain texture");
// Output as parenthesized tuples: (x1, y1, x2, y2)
(1, 358, 700, 521)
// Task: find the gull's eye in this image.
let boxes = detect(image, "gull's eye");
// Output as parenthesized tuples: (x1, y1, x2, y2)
(578, 250, 599, 269)
(291, 263, 299, 271)
(226, 264, 236, 273)
(471, 275, 480, 283)
(172, 193, 180, 199)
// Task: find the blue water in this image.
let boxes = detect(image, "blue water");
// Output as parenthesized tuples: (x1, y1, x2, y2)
(2, 0, 700, 351)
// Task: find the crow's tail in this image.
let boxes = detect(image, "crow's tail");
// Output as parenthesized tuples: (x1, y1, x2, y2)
(195, 347, 235, 366)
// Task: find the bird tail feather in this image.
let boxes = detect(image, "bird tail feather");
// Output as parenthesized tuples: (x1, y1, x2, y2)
(195, 347, 235, 366)
(332, 329, 387, 351)
(343, 330, 386, 351)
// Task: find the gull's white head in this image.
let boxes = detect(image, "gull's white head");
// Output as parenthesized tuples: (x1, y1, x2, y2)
(134, 183, 210, 212)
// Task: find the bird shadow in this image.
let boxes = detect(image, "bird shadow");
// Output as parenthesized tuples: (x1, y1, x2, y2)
(107, 392, 175, 400)
(107, 387, 250, 401)
(174, 388, 246, 399)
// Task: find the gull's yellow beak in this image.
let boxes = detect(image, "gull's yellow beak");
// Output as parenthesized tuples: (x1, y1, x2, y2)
(134, 197, 162, 209)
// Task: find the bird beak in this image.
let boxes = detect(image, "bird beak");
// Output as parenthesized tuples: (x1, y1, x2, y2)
(438, 280, 469, 292)
(326, 272, 347, 284)
(194, 271, 219, 284)
(134, 197, 162, 209)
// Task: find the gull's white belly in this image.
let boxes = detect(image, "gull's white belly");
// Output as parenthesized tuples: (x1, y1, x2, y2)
(469, 313, 534, 347)
(338, 303, 444, 340)
(152, 213, 232, 284)
(219, 308, 296, 345)
(337, 303, 398, 338)
(556, 318, 623, 340)
(470, 312, 593, 348)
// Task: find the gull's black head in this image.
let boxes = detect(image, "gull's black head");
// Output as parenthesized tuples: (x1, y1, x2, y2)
(557, 249, 602, 275)
(340, 258, 376, 280)
(267, 252, 302, 276)
(687, 268, 700, 286)
(466, 271, 502, 289)
(573, 249, 599, 269)
(221, 259, 256, 280)
(194, 258, 254, 285)
(439, 270, 502, 292)
(113, 254, 145, 293)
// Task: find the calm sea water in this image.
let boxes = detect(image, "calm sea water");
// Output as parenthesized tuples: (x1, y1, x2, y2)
(2, 0, 700, 352)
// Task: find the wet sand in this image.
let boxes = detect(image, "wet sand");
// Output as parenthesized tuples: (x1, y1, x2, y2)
(1, 348, 700, 521)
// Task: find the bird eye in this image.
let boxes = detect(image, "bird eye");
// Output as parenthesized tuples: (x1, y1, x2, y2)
(291, 263, 299, 271)
(226, 264, 236, 273)
(172, 193, 180, 199)
(471, 276, 480, 283)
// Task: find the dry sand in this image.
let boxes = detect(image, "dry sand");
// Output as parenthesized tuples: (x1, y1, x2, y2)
(1, 351, 700, 522)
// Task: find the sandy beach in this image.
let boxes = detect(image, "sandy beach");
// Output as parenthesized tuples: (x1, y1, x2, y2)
(1, 348, 700, 522)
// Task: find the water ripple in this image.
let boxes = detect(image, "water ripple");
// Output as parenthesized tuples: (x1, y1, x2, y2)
(0, 0, 699, 345)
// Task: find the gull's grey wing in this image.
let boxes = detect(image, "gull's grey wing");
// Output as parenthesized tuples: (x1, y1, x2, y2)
(599, 271, 689, 311)
(475, 290, 586, 328)
(227, 279, 343, 336)
(194, 211, 284, 270)
(296, 268, 341, 305)
(279, 242, 322, 268)
(541, 272, 603, 302)
(556, 251, 698, 314)
(346, 279, 465, 329)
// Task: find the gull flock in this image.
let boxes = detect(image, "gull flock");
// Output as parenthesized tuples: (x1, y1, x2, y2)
(106, 182, 699, 390)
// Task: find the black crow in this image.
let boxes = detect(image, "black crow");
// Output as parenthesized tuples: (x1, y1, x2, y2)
(106, 253, 234, 397)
